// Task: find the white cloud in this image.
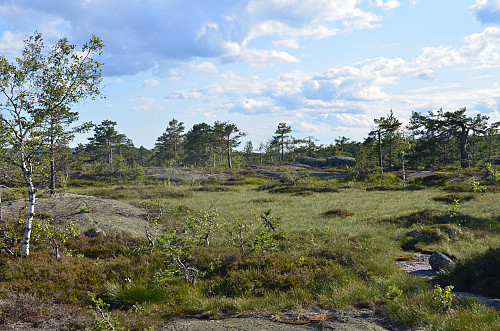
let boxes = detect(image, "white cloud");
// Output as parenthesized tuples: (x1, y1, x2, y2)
(159, 61, 219, 80)
(416, 27, 500, 70)
(141, 79, 160, 88)
(0, 0, 384, 76)
(462, 27, 500, 67)
(273, 39, 300, 49)
(470, 0, 500, 24)
(296, 121, 321, 133)
(228, 97, 276, 114)
(203, 112, 216, 120)
(370, 0, 401, 11)
(129, 97, 165, 112)
(0, 31, 24, 57)
(332, 113, 374, 127)
(222, 47, 300, 64)
(407, 83, 464, 93)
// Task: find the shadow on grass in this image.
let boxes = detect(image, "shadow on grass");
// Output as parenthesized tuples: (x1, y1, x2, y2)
(387, 209, 500, 233)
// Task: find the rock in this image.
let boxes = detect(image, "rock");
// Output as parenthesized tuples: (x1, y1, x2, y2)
(326, 156, 356, 166)
(429, 251, 455, 273)
(295, 156, 328, 167)
(84, 227, 106, 238)
(486, 299, 500, 310)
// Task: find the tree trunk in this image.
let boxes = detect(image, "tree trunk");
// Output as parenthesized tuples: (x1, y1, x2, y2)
(50, 139, 56, 195)
(280, 137, 285, 163)
(402, 151, 406, 186)
(108, 141, 113, 170)
(378, 131, 384, 187)
(49, 116, 56, 195)
(378, 131, 383, 168)
(227, 137, 232, 169)
(21, 158, 36, 257)
(459, 131, 470, 168)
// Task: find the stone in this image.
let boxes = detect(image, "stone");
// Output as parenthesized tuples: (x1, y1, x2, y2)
(295, 156, 327, 167)
(429, 251, 455, 273)
(326, 156, 356, 166)
(486, 299, 500, 310)
(84, 227, 106, 238)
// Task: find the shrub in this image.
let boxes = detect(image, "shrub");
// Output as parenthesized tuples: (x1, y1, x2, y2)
(106, 281, 170, 307)
(262, 184, 339, 194)
(393, 209, 448, 226)
(192, 186, 234, 192)
(402, 224, 473, 251)
(448, 247, 500, 298)
(433, 193, 475, 204)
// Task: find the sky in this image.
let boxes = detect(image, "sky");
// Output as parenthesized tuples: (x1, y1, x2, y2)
(1, 0, 500, 149)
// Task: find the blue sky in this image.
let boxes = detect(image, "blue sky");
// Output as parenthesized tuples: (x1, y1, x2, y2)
(1, 0, 500, 149)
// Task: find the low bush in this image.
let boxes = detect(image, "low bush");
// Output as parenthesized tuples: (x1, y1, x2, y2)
(258, 184, 339, 194)
(433, 193, 475, 204)
(106, 280, 171, 307)
(192, 186, 235, 192)
(402, 224, 473, 251)
(448, 247, 500, 298)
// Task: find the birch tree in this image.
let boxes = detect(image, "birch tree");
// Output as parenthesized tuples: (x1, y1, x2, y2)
(0, 32, 103, 257)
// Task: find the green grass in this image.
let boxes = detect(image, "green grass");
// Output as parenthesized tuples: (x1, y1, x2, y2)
(0, 175, 498, 330)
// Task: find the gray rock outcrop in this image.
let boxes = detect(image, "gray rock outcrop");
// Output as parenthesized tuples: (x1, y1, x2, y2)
(295, 156, 327, 167)
(326, 156, 355, 166)
(429, 251, 455, 273)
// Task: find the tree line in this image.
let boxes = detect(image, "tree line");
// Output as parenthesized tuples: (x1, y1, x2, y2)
(66, 107, 499, 175)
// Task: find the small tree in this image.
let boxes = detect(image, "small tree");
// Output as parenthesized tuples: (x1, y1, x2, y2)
(154, 118, 185, 165)
(47, 113, 92, 195)
(213, 121, 246, 169)
(183, 122, 213, 167)
(334, 136, 351, 156)
(272, 122, 292, 162)
(86, 120, 128, 171)
(409, 108, 488, 168)
(243, 141, 254, 165)
(369, 110, 402, 170)
(0, 32, 103, 256)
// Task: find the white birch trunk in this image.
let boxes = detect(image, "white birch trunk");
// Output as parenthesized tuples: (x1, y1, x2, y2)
(21, 158, 36, 257)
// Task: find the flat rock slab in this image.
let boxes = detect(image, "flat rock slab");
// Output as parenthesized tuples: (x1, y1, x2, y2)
(1, 193, 149, 237)
(396, 253, 437, 280)
(162, 310, 391, 331)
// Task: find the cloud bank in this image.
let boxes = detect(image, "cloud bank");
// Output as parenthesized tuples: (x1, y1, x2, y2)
(0, 0, 386, 77)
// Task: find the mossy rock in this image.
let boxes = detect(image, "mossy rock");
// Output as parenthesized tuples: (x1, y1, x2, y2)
(402, 224, 473, 250)
(1, 193, 149, 237)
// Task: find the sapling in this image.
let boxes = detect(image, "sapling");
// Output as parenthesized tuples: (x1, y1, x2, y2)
(431, 285, 454, 311)
(145, 217, 161, 256)
(87, 292, 124, 331)
(157, 229, 200, 284)
(185, 209, 219, 246)
(250, 209, 282, 256)
(227, 218, 252, 253)
(257, 208, 281, 233)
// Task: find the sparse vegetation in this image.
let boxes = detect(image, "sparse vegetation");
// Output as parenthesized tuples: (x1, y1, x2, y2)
(0, 172, 498, 330)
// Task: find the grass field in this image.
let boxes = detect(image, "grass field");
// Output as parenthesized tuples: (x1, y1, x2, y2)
(0, 173, 499, 330)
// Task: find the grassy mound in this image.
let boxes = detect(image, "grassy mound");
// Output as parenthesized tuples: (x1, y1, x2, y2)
(448, 247, 500, 298)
